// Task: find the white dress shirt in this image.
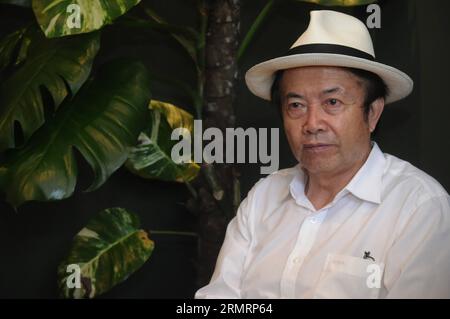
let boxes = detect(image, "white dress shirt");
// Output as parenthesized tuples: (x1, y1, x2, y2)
(195, 143, 450, 299)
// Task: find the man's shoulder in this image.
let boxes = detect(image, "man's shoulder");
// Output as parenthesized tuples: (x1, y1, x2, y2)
(246, 165, 299, 200)
(253, 165, 299, 187)
(383, 152, 449, 203)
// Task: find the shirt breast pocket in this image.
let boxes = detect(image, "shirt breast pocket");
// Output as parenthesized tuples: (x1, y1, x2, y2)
(313, 253, 385, 299)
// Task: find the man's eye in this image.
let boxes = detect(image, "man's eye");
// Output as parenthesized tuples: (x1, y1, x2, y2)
(288, 102, 303, 109)
(285, 102, 306, 118)
(325, 98, 341, 108)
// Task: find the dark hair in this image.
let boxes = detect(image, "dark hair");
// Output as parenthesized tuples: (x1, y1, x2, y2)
(270, 67, 389, 121)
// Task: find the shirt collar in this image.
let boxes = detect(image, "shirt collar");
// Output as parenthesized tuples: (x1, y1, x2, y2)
(289, 142, 386, 208)
(345, 142, 385, 204)
(289, 164, 314, 210)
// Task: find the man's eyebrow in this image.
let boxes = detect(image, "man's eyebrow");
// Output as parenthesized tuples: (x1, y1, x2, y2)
(321, 87, 343, 95)
(285, 92, 305, 99)
(284, 88, 344, 99)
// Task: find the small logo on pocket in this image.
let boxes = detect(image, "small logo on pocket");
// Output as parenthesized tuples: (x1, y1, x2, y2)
(363, 251, 375, 262)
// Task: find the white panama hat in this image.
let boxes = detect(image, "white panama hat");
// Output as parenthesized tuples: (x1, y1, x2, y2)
(245, 10, 413, 104)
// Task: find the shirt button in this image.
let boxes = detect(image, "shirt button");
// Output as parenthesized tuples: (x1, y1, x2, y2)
(293, 257, 301, 264)
(310, 217, 318, 224)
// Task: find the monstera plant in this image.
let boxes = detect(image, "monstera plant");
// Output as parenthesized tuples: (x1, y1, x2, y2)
(0, 0, 376, 298)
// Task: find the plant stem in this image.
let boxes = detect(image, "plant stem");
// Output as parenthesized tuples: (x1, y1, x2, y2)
(195, 0, 208, 119)
(149, 230, 198, 237)
(203, 163, 225, 201)
(232, 168, 241, 215)
(185, 180, 198, 199)
(237, 0, 275, 61)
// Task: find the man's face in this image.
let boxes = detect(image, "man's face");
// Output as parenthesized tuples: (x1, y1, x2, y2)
(280, 66, 380, 176)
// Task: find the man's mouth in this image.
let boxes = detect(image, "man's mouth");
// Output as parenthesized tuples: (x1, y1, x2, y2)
(303, 143, 334, 151)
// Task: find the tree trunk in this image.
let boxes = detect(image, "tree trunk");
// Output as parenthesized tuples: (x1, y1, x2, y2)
(188, 0, 241, 289)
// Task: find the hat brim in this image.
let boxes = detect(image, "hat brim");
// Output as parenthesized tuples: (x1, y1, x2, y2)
(245, 53, 413, 104)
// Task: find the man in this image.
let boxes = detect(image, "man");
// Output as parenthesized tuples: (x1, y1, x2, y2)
(195, 10, 450, 298)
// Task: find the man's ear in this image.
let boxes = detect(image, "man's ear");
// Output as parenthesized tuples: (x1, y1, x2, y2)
(368, 98, 385, 133)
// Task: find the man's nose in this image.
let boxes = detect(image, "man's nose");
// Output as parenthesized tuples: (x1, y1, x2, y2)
(302, 105, 326, 135)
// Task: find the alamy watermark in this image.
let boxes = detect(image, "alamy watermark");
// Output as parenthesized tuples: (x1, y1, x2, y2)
(65, 262, 382, 291)
(62, 2, 382, 173)
(66, 4, 81, 29)
(366, 263, 382, 289)
(64, 4, 381, 30)
(66, 264, 81, 289)
(366, 4, 381, 29)
(171, 120, 279, 174)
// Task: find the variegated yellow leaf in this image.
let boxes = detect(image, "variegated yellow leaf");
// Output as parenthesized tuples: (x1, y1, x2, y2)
(126, 100, 200, 183)
(58, 207, 154, 299)
(32, 0, 142, 38)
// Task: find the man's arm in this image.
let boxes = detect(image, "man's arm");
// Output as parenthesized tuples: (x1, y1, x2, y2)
(383, 195, 450, 298)
(195, 187, 255, 299)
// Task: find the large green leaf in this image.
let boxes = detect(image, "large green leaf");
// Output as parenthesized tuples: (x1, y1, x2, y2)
(126, 100, 200, 183)
(0, 59, 151, 208)
(32, 0, 142, 38)
(58, 207, 154, 299)
(295, 0, 377, 5)
(0, 28, 100, 151)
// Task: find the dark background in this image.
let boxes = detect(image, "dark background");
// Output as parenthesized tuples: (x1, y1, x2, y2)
(0, 0, 449, 298)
